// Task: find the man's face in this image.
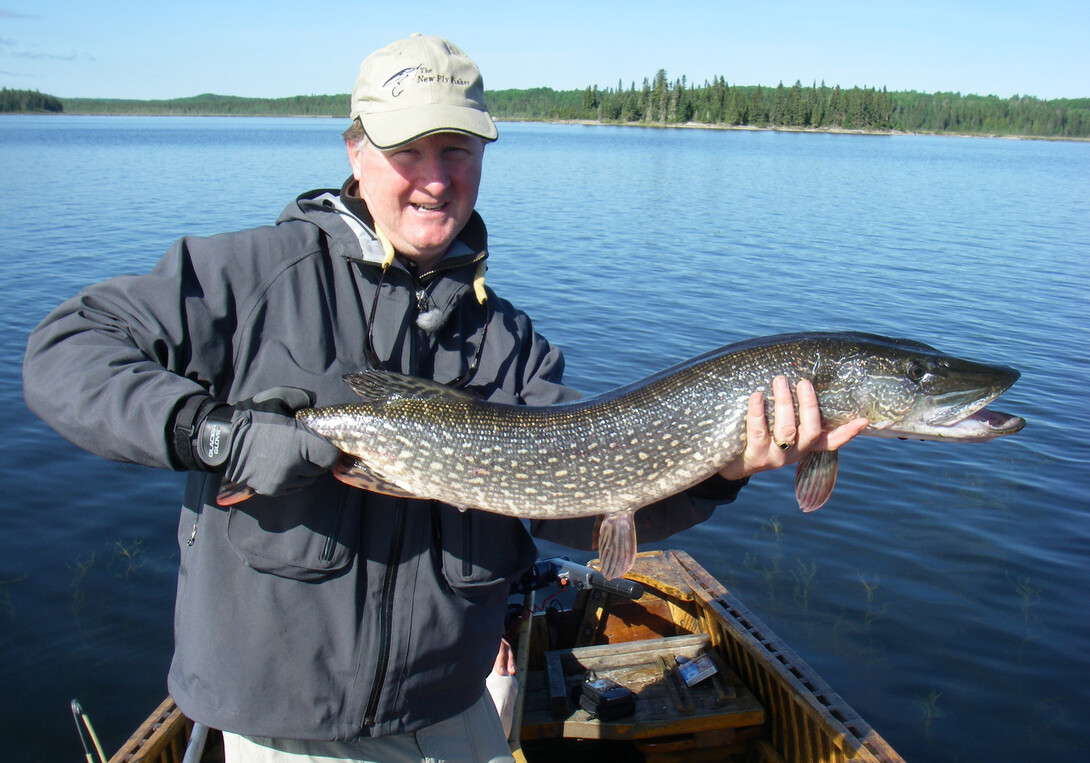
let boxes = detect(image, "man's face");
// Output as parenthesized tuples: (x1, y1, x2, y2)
(348, 132, 485, 270)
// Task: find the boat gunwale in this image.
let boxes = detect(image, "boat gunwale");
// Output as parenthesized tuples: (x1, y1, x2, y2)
(666, 549, 904, 763)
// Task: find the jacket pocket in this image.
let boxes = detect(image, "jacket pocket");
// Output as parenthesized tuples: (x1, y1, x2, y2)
(225, 482, 360, 580)
(433, 505, 537, 593)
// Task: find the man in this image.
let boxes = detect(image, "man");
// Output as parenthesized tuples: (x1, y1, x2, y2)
(23, 34, 864, 762)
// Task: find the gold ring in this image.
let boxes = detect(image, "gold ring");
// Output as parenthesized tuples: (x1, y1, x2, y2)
(773, 438, 794, 450)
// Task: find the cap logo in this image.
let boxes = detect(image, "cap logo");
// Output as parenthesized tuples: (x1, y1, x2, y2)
(383, 64, 470, 97)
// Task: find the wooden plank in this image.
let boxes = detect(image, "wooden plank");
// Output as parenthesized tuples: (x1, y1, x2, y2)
(573, 588, 608, 647)
(598, 597, 680, 644)
(525, 634, 764, 742)
(618, 550, 696, 601)
(546, 647, 571, 717)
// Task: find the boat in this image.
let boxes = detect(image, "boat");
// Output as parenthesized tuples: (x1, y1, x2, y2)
(105, 550, 904, 763)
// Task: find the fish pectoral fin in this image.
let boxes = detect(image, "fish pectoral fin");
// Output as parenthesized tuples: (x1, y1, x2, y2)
(795, 450, 839, 512)
(216, 481, 254, 506)
(596, 511, 638, 580)
(333, 453, 418, 498)
(343, 370, 475, 404)
(215, 454, 416, 506)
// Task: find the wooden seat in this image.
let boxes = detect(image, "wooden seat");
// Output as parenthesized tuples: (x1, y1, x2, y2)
(520, 633, 765, 750)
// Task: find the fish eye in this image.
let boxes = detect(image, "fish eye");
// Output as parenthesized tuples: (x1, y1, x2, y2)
(906, 359, 928, 382)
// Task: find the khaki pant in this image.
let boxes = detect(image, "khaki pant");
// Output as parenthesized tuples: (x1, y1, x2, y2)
(223, 693, 514, 763)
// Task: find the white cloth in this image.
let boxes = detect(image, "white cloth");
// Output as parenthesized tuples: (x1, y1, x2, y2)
(485, 669, 519, 739)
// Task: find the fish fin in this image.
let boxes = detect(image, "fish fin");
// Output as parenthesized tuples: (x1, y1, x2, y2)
(216, 481, 254, 507)
(597, 511, 638, 580)
(795, 450, 838, 512)
(343, 370, 475, 403)
(332, 453, 418, 498)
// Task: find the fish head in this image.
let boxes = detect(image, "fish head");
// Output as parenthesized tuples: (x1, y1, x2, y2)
(819, 334, 1025, 442)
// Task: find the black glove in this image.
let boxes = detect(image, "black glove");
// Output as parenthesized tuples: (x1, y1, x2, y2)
(173, 387, 340, 498)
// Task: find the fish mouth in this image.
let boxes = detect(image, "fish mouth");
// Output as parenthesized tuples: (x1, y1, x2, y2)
(967, 407, 1025, 433)
(928, 406, 1026, 441)
(926, 387, 1004, 426)
(871, 363, 1025, 443)
(872, 399, 1026, 442)
(925, 364, 1020, 426)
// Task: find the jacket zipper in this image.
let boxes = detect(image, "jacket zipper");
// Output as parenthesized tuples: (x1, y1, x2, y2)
(462, 511, 473, 578)
(186, 515, 200, 546)
(363, 271, 420, 729)
(320, 498, 346, 562)
(362, 499, 407, 728)
(186, 479, 210, 546)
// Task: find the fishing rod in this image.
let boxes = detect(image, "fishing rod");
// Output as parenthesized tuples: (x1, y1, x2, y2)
(70, 699, 107, 763)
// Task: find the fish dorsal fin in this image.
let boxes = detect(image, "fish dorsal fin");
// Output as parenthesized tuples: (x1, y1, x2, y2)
(343, 370, 475, 404)
(795, 450, 839, 512)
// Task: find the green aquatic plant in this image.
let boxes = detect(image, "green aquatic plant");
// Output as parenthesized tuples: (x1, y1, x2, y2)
(67, 553, 95, 620)
(915, 690, 943, 735)
(856, 571, 886, 626)
(744, 551, 784, 606)
(759, 514, 784, 543)
(1008, 573, 1041, 625)
(109, 538, 148, 580)
(792, 557, 817, 610)
(1006, 572, 1042, 659)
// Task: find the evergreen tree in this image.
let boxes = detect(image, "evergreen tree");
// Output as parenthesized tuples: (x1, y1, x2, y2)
(652, 69, 668, 123)
(748, 85, 767, 125)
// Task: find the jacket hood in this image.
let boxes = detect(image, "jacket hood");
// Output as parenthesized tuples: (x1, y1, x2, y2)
(277, 178, 490, 278)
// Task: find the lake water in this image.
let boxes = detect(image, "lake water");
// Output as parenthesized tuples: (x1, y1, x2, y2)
(1, 116, 1088, 762)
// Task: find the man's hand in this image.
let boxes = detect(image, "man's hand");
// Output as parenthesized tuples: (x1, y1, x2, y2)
(193, 387, 341, 498)
(493, 638, 516, 676)
(718, 376, 868, 482)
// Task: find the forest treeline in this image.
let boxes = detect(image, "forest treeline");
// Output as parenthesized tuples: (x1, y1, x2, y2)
(3, 75, 1088, 139)
(1, 88, 63, 113)
(486, 72, 1090, 138)
(54, 92, 346, 117)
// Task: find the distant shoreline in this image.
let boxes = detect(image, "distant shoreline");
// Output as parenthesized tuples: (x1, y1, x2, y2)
(5, 85, 1088, 140)
(536, 118, 1090, 142)
(4, 110, 1087, 143)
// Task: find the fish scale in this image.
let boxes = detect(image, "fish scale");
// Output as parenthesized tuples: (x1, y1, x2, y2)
(275, 331, 1026, 579)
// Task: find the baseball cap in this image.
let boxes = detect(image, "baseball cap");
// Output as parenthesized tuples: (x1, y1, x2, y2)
(350, 34, 498, 149)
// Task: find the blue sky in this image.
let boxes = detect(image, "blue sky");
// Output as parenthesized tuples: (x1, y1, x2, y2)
(2, 1, 1086, 101)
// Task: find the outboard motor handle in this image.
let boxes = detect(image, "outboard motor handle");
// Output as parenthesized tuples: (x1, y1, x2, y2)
(513, 556, 644, 600)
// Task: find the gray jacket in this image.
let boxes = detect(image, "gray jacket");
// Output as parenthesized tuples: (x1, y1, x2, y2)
(23, 180, 743, 740)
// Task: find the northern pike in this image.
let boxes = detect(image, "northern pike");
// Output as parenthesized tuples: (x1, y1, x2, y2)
(234, 332, 1027, 579)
